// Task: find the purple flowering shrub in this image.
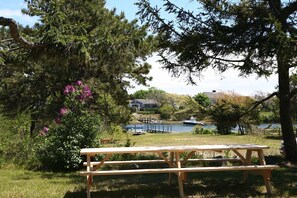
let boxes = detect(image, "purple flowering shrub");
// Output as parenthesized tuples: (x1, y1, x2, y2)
(36, 81, 100, 171)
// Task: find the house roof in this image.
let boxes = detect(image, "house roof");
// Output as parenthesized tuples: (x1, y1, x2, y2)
(132, 99, 158, 104)
(203, 92, 219, 100)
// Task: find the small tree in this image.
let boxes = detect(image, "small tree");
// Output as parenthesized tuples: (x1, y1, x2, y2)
(130, 90, 150, 99)
(211, 101, 240, 135)
(36, 81, 100, 171)
(146, 87, 167, 105)
(193, 93, 211, 109)
(210, 93, 259, 135)
(159, 104, 175, 119)
(173, 96, 205, 120)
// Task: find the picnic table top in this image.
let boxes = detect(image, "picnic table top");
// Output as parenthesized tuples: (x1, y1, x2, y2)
(80, 144, 269, 155)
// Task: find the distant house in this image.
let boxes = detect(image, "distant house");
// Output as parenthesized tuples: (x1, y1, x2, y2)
(129, 99, 159, 110)
(203, 90, 219, 103)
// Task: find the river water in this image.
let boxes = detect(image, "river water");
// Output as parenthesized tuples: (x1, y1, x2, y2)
(125, 123, 282, 133)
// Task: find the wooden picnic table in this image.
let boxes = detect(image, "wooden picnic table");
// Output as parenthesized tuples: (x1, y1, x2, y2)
(80, 144, 278, 198)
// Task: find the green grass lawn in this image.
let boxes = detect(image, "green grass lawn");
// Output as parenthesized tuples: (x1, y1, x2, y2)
(128, 132, 282, 156)
(1, 133, 296, 198)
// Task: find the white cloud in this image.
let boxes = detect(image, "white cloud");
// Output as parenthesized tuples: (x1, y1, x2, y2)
(0, 9, 38, 26)
(0, 9, 22, 17)
(128, 55, 278, 96)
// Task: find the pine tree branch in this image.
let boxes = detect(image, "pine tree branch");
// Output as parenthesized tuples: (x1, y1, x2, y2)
(289, 87, 297, 99)
(207, 55, 245, 63)
(0, 17, 43, 49)
(282, 0, 297, 19)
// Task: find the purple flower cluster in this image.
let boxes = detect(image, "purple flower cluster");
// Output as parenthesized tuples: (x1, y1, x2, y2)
(55, 107, 68, 124)
(55, 80, 92, 125)
(39, 126, 49, 136)
(59, 107, 68, 116)
(63, 80, 92, 99)
(76, 80, 83, 86)
(78, 85, 92, 100)
(63, 85, 76, 95)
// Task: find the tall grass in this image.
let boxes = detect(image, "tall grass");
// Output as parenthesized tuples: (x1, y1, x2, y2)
(0, 111, 39, 168)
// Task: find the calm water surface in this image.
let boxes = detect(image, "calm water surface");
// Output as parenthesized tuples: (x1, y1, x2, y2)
(125, 123, 282, 133)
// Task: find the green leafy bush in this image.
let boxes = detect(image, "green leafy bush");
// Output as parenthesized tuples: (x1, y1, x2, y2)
(192, 126, 215, 135)
(36, 81, 100, 171)
(159, 104, 174, 120)
(0, 111, 39, 168)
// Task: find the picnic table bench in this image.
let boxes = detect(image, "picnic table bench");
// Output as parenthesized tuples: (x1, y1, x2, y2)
(80, 144, 278, 198)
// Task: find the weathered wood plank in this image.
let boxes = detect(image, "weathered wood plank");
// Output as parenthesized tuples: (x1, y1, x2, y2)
(80, 165, 279, 176)
(82, 158, 242, 166)
(80, 144, 269, 155)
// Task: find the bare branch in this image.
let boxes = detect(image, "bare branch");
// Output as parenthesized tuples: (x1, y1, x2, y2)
(8, 47, 23, 52)
(208, 55, 245, 63)
(250, 91, 278, 111)
(0, 17, 42, 49)
(1, 38, 14, 42)
(239, 91, 278, 118)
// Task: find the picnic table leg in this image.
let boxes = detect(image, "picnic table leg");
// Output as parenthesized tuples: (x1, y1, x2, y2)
(257, 150, 266, 165)
(243, 150, 252, 183)
(87, 177, 91, 198)
(168, 152, 174, 186)
(87, 155, 92, 198)
(262, 169, 273, 194)
(257, 150, 273, 194)
(175, 152, 184, 198)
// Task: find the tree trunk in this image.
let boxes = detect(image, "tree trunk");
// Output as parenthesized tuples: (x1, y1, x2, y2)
(30, 119, 36, 137)
(278, 56, 297, 163)
(30, 113, 38, 137)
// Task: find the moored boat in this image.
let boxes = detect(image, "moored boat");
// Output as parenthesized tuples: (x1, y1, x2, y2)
(183, 116, 205, 126)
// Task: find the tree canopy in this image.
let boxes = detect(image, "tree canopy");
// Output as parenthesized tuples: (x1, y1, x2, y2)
(210, 92, 259, 135)
(137, 0, 297, 162)
(0, 0, 155, 132)
(193, 93, 211, 108)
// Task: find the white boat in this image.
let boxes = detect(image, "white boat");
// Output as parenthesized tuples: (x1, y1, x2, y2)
(183, 117, 205, 126)
(128, 128, 146, 135)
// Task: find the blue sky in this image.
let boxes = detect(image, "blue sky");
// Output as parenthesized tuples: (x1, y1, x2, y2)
(0, 0, 278, 96)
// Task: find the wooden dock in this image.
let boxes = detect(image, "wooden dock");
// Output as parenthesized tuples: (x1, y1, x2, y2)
(126, 124, 172, 134)
(146, 124, 172, 133)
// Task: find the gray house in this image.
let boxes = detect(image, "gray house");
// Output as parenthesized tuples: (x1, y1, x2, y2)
(129, 99, 159, 110)
(203, 91, 219, 103)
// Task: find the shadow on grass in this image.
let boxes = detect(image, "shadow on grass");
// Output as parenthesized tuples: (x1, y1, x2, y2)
(272, 166, 297, 196)
(64, 174, 179, 198)
(264, 135, 283, 140)
(60, 155, 297, 198)
(62, 166, 297, 198)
